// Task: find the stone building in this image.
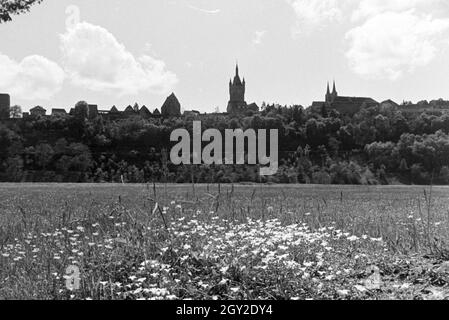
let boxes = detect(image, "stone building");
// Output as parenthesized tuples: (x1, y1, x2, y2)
(139, 105, 152, 119)
(153, 108, 161, 117)
(0, 93, 10, 119)
(88, 104, 98, 119)
(161, 93, 181, 117)
(227, 64, 247, 113)
(226, 65, 259, 114)
(312, 81, 378, 116)
(30, 106, 47, 117)
(124, 105, 136, 116)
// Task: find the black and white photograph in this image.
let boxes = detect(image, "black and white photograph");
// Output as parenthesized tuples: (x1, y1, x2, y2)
(1, 0, 449, 308)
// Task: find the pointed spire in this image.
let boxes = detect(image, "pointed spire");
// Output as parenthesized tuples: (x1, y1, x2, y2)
(332, 80, 337, 95)
(236, 63, 239, 77)
(326, 82, 330, 95)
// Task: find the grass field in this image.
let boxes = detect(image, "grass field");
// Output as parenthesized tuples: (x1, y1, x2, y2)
(1, 183, 449, 300)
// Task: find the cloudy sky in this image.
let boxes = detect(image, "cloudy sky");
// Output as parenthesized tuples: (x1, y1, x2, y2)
(2, 0, 449, 112)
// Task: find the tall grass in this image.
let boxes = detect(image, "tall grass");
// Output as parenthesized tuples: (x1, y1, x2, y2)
(0, 184, 448, 300)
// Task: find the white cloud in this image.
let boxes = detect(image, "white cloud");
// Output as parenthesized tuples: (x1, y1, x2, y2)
(0, 53, 65, 100)
(286, 0, 345, 33)
(286, 0, 449, 80)
(60, 22, 178, 96)
(187, 5, 220, 15)
(346, 10, 449, 80)
(351, 0, 445, 21)
(253, 30, 267, 45)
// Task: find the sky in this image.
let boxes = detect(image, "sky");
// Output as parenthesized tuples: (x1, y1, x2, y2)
(2, 0, 449, 113)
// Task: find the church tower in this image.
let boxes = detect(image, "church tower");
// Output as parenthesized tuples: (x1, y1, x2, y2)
(332, 80, 338, 100)
(325, 80, 338, 103)
(325, 82, 332, 103)
(227, 64, 247, 113)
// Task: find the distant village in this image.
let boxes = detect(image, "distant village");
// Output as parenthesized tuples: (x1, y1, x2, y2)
(2, 64, 449, 122)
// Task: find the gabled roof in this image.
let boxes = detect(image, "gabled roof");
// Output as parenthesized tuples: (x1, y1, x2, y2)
(124, 105, 135, 113)
(153, 108, 161, 115)
(247, 102, 259, 111)
(140, 105, 151, 113)
(161, 93, 181, 116)
(110, 105, 119, 113)
(139, 106, 151, 116)
(333, 96, 377, 104)
(330, 97, 378, 110)
(30, 106, 46, 111)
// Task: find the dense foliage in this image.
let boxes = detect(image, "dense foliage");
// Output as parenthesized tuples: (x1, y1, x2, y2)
(1, 103, 449, 184)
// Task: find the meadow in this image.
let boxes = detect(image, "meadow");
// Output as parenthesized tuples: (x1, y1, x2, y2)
(0, 183, 449, 300)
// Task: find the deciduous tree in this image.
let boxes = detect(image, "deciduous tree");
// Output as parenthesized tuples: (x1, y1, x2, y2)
(0, 0, 43, 23)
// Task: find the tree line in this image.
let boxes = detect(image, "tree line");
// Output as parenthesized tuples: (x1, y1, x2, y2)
(1, 103, 449, 185)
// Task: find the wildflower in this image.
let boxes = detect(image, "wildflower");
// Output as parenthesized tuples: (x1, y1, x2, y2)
(354, 285, 367, 293)
(337, 289, 349, 296)
(134, 288, 143, 295)
(303, 261, 314, 268)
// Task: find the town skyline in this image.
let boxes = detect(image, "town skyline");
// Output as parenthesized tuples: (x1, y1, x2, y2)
(3, 1, 449, 112)
(3, 63, 449, 115)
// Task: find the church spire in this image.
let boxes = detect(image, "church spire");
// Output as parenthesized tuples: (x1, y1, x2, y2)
(332, 80, 337, 95)
(326, 82, 330, 95)
(236, 63, 239, 77)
